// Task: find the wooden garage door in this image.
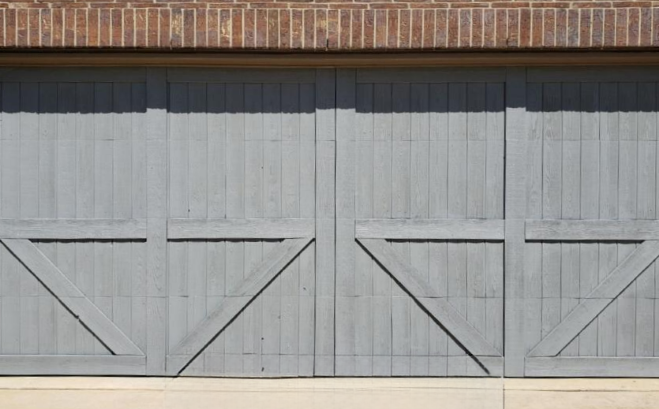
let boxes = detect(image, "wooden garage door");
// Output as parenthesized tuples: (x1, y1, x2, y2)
(334, 69, 505, 377)
(510, 68, 659, 377)
(163, 69, 331, 377)
(0, 68, 150, 375)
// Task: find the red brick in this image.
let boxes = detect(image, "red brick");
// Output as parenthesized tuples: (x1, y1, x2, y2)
(554, 8, 566, 47)
(447, 9, 458, 48)
(314, 9, 325, 49)
(280, 9, 290, 48)
(579, 9, 590, 47)
(471, 8, 482, 48)
(327, 9, 339, 48)
(28, 9, 39, 47)
(352, 10, 363, 49)
(459, 9, 470, 47)
(531, 9, 541, 47)
(422, 9, 434, 48)
(207, 8, 218, 48)
(495, 9, 506, 48)
(51, 8, 61, 47)
(135, 9, 147, 47)
(2, 1, 658, 50)
(219, 9, 231, 47)
(65, 8, 75, 47)
(244, 9, 255, 48)
(591, 8, 603, 47)
(77, 8, 88, 47)
(17, 8, 27, 47)
(615, 8, 627, 47)
(375, 9, 386, 48)
(482, 8, 494, 48)
(291, 9, 303, 48)
(339, 9, 350, 48)
(124, 8, 134, 47)
(542, 9, 554, 47)
(0, 10, 4, 47)
(640, 7, 651, 47)
(41, 8, 51, 47)
(231, 9, 242, 47)
(603, 9, 615, 47)
(183, 9, 194, 47)
(567, 9, 578, 48)
(435, 9, 447, 48)
(387, 9, 398, 48)
(519, 8, 530, 47)
(363, 9, 375, 48)
(400, 10, 411, 48)
(89, 8, 99, 46)
(112, 8, 122, 46)
(627, 8, 639, 47)
(196, 8, 207, 47)
(159, 8, 170, 47)
(256, 9, 267, 47)
(267, 9, 278, 48)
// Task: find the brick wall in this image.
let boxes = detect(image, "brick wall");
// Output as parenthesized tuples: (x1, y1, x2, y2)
(0, 1, 657, 49)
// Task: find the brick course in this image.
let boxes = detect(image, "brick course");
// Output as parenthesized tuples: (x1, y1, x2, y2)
(0, 1, 657, 49)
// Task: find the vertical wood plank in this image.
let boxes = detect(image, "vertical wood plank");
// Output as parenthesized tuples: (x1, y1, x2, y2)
(315, 68, 335, 376)
(335, 68, 355, 376)
(579, 82, 600, 356)
(56, 82, 78, 355)
(146, 68, 168, 375)
(504, 67, 527, 376)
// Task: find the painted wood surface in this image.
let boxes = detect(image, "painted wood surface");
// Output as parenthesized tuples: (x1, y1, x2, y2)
(2, 67, 659, 378)
(335, 73, 505, 377)
(355, 219, 504, 240)
(521, 76, 659, 378)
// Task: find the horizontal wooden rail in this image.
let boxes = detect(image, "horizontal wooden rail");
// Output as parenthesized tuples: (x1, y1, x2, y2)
(525, 357, 659, 377)
(0, 219, 147, 239)
(0, 356, 145, 376)
(168, 218, 315, 239)
(356, 219, 505, 240)
(525, 220, 659, 241)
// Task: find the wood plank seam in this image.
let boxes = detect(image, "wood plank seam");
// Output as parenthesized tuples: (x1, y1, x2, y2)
(166, 237, 313, 375)
(1, 239, 145, 356)
(358, 239, 501, 364)
(527, 240, 659, 357)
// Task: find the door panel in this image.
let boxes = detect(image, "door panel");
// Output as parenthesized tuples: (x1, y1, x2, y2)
(165, 73, 318, 376)
(0, 69, 148, 375)
(521, 70, 659, 377)
(335, 69, 505, 377)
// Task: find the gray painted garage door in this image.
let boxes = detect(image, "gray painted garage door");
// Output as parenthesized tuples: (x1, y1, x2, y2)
(1, 67, 659, 378)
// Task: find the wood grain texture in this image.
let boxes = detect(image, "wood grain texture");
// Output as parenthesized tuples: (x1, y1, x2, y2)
(168, 218, 314, 239)
(529, 240, 659, 358)
(1, 239, 144, 356)
(525, 357, 659, 377)
(355, 219, 504, 240)
(167, 237, 312, 374)
(359, 239, 500, 358)
(0, 219, 147, 239)
(526, 220, 659, 241)
(0, 355, 146, 375)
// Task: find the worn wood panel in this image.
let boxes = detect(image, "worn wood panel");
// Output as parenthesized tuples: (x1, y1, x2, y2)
(524, 77, 659, 378)
(165, 78, 317, 377)
(0, 78, 149, 376)
(336, 74, 504, 377)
